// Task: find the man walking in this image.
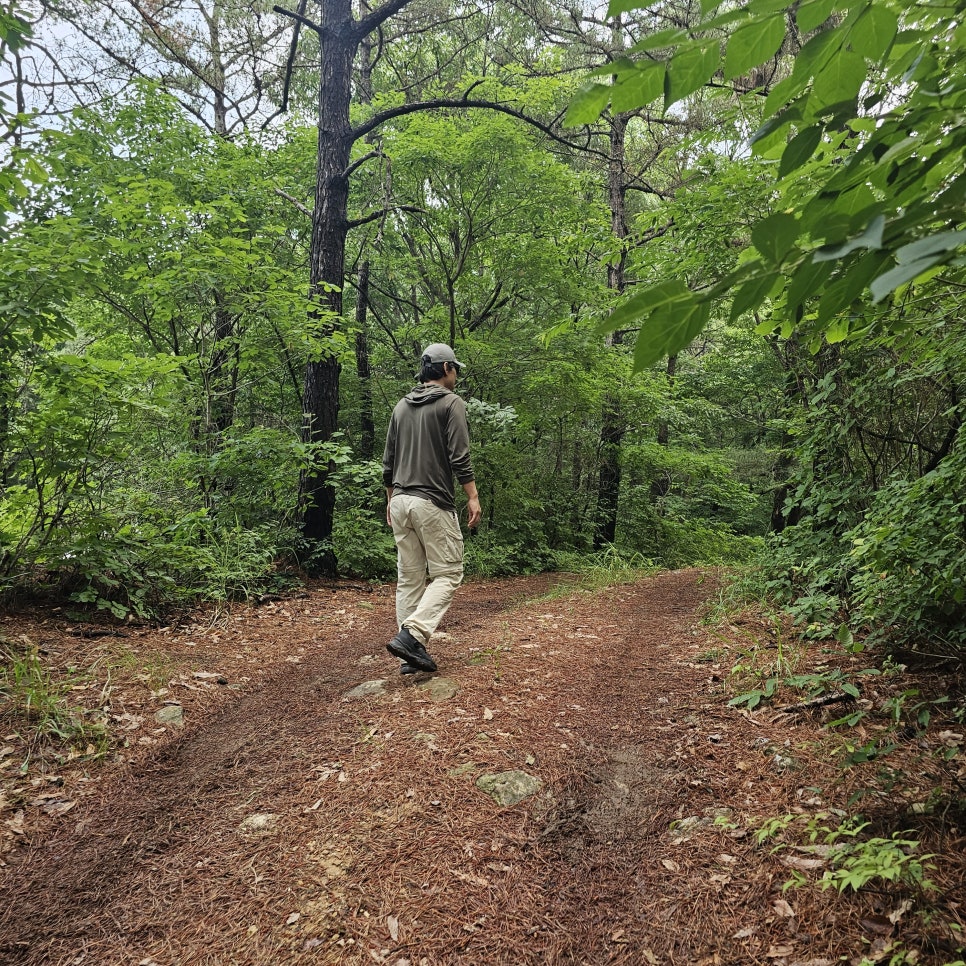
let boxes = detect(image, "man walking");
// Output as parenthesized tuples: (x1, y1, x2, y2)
(382, 343, 482, 674)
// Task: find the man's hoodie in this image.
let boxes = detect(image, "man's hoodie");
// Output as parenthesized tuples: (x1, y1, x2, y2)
(382, 384, 474, 512)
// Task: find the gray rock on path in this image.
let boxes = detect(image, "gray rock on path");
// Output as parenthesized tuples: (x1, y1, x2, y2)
(344, 679, 388, 700)
(238, 813, 280, 836)
(416, 676, 458, 702)
(154, 704, 184, 728)
(476, 770, 543, 806)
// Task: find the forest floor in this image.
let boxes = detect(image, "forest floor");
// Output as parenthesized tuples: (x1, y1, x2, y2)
(0, 569, 964, 966)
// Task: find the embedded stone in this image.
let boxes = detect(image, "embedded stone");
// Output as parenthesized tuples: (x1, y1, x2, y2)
(416, 677, 458, 702)
(154, 704, 184, 728)
(344, 679, 387, 700)
(476, 770, 542, 806)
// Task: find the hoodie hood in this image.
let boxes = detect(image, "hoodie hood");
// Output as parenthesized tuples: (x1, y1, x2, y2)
(404, 384, 452, 406)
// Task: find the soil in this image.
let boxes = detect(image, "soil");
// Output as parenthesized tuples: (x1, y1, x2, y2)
(0, 569, 963, 966)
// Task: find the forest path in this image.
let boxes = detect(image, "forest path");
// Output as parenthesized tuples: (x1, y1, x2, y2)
(0, 570, 892, 964)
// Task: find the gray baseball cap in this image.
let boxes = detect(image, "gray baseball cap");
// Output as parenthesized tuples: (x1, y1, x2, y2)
(422, 342, 466, 369)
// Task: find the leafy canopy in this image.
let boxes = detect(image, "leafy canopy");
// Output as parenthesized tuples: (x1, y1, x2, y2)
(568, 0, 966, 366)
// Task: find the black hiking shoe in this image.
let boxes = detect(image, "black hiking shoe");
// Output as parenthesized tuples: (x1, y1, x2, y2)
(399, 662, 419, 675)
(387, 627, 437, 673)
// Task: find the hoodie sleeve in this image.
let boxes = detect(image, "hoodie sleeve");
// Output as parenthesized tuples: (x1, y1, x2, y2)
(446, 396, 475, 484)
(382, 410, 397, 487)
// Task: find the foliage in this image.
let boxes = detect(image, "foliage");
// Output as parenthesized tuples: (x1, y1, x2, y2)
(848, 447, 966, 648)
(576, 0, 966, 367)
(0, 638, 108, 753)
(758, 814, 936, 895)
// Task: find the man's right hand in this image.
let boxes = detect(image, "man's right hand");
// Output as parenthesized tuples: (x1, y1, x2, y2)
(466, 496, 482, 530)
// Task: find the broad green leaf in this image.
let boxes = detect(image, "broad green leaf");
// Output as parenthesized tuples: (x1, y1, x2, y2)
(792, 22, 847, 82)
(870, 254, 946, 302)
(849, 4, 898, 60)
(587, 57, 636, 79)
(825, 316, 850, 343)
(611, 62, 665, 112)
(785, 257, 834, 311)
(665, 40, 720, 107)
(813, 214, 885, 261)
(701, 0, 723, 13)
(751, 212, 800, 265)
(816, 250, 890, 323)
(764, 72, 810, 117)
(607, 0, 650, 14)
(730, 272, 781, 321)
(632, 298, 711, 370)
(895, 230, 966, 264)
(628, 27, 688, 53)
(779, 125, 823, 178)
(600, 279, 692, 335)
(724, 15, 786, 80)
(564, 83, 610, 127)
(796, 0, 835, 33)
(812, 49, 867, 108)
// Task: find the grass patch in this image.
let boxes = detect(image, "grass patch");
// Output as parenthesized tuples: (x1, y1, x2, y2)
(0, 637, 109, 761)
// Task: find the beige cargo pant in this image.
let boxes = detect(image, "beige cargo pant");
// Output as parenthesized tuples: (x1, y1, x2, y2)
(389, 493, 464, 646)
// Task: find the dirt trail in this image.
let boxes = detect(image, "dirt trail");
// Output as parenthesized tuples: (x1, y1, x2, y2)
(0, 571, 961, 965)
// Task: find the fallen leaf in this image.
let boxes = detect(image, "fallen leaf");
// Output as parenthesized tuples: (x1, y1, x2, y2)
(662, 858, 680, 872)
(286, 912, 300, 926)
(610, 928, 627, 943)
(642, 949, 659, 965)
(733, 927, 755, 939)
(483, 708, 494, 721)
(766, 945, 795, 957)
(860, 916, 892, 936)
(888, 899, 914, 925)
(387, 915, 399, 941)
(773, 898, 795, 918)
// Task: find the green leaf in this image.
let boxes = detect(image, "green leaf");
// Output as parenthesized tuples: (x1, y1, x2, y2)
(730, 272, 781, 321)
(628, 27, 689, 52)
(607, 0, 652, 15)
(751, 212, 800, 265)
(894, 230, 966, 264)
(796, 0, 835, 33)
(564, 83, 611, 127)
(600, 279, 692, 336)
(724, 14, 786, 80)
(611, 62, 665, 112)
(870, 254, 946, 303)
(785, 257, 834, 311)
(849, 4, 898, 61)
(816, 250, 890, 322)
(632, 298, 712, 370)
(825, 316, 851, 343)
(812, 48, 867, 108)
(665, 40, 720, 107)
(813, 214, 885, 261)
(779, 125, 823, 178)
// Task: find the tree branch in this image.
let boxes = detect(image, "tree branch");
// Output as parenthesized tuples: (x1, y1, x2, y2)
(354, 0, 414, 41)
(351, 95, 613, 162)
(347, 204, 423, 230)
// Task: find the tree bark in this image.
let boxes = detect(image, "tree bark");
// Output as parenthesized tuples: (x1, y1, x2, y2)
(594, 109, 628, 549)
(298, 0, 358, 576)
(354, 261, 375, 460)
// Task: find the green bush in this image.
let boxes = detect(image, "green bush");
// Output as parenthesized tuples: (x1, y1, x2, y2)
(848, 448, 966, 649)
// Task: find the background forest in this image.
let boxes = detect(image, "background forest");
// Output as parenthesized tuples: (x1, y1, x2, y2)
(0, 0, 963, 663)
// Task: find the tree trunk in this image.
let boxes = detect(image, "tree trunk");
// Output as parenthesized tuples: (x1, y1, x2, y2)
(594, 109, 628, 549)
(649, 353, 677, 501)
(354, 261, 375, 460)
(299, 0, 357, 576)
